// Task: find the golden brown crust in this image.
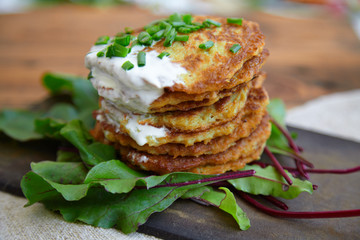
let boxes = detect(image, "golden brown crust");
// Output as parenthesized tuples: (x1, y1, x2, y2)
(118, 117, 271, 174)
(147, 16, 266, 94)
(93, 85, 269, 147)
(149, 49, 269, 112)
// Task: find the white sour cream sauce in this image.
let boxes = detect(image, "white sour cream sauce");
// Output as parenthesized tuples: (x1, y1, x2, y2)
(85, 42, 187, 146)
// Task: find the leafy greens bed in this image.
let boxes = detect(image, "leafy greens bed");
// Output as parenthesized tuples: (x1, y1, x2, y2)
(1, 73, 358, 234)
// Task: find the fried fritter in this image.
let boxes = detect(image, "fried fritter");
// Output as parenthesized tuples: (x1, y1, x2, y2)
(118, 115, 271, 174)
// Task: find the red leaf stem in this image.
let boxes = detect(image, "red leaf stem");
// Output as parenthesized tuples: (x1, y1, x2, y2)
(238, 191, 360, 218)
(262, 195, 289, 210)
(264, 147, 293, 185)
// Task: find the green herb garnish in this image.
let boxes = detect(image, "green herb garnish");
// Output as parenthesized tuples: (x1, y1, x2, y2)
(97, 51, 104, 57)
(95, 35, 110, 45)
(121, 61, 134, 71)
(114, 35, 131, 46)
(230, 44, 241, 53)
(203, 19, 221, 27)
(158, 52, 170, 59)
(227, 18, 243, 26)
(199, 40, 214, 50)
(137, 51, 146, 67)
(175, 35, 189, 42)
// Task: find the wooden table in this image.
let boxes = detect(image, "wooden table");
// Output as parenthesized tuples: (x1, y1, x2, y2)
(0, 4, 359, 109)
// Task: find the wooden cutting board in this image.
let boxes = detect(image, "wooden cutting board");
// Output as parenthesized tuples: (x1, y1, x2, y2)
(0, 127, 359, 239)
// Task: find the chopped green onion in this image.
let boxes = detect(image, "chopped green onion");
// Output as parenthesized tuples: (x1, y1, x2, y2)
(204, 19, 221, 27)
(199, 41, 214, 50)
(113, 43, 129, 57)
(230, 44, 241, 53)
(163, 24, 173, 36)
(182, 14, 193, 24)
(137, 51, 146, 67)
(175, 35, 189, 42)
(87, 71, 93, 79)
(105, 45, 114, 58)
(169, 13, 182, 23)
(158, 52, 170, 59)
(138, 31, 153, 45)
(97, 51, 104, 57)
(163, 28, 176, 47)
(152, 29, 165, 40)
(143, 20, 161, 30)
(146, 25, 161, 35)
(227, 18, 243, 26)
(124, 27, 134, 34)
(95, 35, 110, 45)
(171, 21, 186, 27)
(115, 35, 131, 46)
(177, 27, 192, 34)
(122, 61, 134, 71)
(159, 21, 171, 29)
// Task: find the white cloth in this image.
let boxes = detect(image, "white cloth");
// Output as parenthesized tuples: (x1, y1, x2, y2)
(286, 89, 360, 143)
(0, 191, 160, 240)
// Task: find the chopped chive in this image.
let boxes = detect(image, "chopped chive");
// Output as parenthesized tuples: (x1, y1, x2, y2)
(185, 24, 201, 31)
(159, 21, 171, 30)
(199, 41, 214, 50)
(163, 28, 176, 47)
(124, 27, 134, 34)
(105, 45, 114, 58)
(230, 44, 241, 53)
(87, 71, 93, 79)
(175, 35, 189, 42)
(97, 51, 104, 57)
(95, 35, 110, 45)
(143, 20, 161, 30)
(122, 61, 134, 71)
(169, 13, 182, 22)
(177, 27, 191, 34)
(146, 25, 161, 35)
(171, 21, 186, 27)
(182, 14, 193, 24)
(137, 51, 146, 67)
(204, 19, 221, 27)
(158, 52, 170, 59)
(152, 29, 165, 40)
(113, 43, 129, 57)
(227, 18, 243, 26)
(163, 24, 173, 36)
(114, 35, 131, 46)
(138, 31, 153, 45)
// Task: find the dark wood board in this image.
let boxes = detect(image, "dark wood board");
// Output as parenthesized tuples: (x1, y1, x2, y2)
(1, 127, 359, 239)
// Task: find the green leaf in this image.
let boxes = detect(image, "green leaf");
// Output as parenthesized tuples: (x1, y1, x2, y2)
(266, 98, 292, 152)
(0, 109, 43, 141)
(45, 103, 79, 122)
(42, 72, 99, 129)
(186, 186, 250, 230)
(21, 160, 219, 233)
(229, 165, 313, 199)
(60, 120, 115, 166)
(34, 118, 66, 139)
(56, 149, 82, 162)
(267, 98, 286, 126)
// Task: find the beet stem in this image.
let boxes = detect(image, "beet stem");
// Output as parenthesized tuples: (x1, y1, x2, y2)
(262, 195, 289, 210)
(270, 117, 313, 178)
(146, 170, 255, 189)
(238, 191, 360, 218)
(264, 147, 293, 185)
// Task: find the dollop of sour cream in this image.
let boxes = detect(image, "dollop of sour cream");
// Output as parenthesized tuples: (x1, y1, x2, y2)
(86, 41, 186, 146)
(85, 43, 187, 113)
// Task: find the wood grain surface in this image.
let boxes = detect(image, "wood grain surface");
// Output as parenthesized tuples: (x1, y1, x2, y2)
(0, 4, 359, 109)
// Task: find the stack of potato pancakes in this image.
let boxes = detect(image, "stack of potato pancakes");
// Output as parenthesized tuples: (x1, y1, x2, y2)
(89, 15, 271, 174)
